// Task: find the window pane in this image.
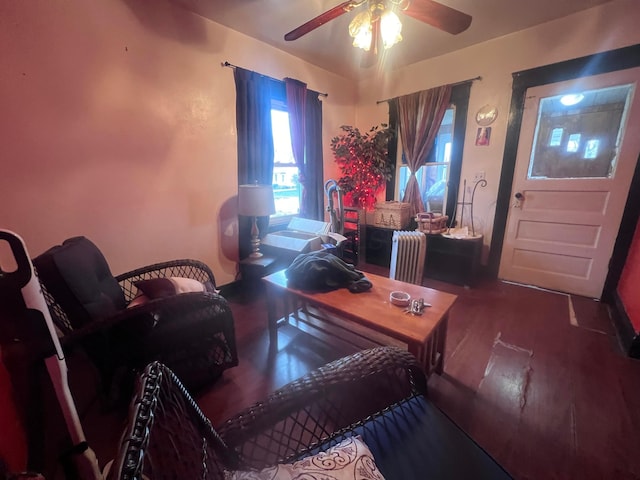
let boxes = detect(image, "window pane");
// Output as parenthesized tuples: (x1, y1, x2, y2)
(273, 166, 301, 215)
(528, 84, 634, 179)
(422, 164, 449, 213)
(398, 164, 449, 213)
(271, 108, 300, 216)
(272, 109, 295, 165)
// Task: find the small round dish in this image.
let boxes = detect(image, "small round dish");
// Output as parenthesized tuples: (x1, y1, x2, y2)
(390, 291, 411, 307)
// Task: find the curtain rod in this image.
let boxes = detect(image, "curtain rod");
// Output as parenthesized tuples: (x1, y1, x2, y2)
(222, 61, 328, 98)
(376, 76, 482, 104)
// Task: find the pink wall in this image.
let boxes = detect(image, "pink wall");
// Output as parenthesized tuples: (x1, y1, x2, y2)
(618, 221, 640, 332)
(0, 0, 354, 287)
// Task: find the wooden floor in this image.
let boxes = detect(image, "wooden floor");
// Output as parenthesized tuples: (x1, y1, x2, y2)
(198, 264, 640, 480)
(76, 263, 640, 480)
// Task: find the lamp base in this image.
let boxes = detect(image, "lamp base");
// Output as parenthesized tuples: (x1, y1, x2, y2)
(249, 217, 264, 258)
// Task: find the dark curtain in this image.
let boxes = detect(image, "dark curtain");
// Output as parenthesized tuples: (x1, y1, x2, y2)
(235, 67, 274, 184)
(398, 86, 452, 215)
(386, 99, 400, 200)
(234, 67, 274, 259)
(286, 78, 324, 220)
(305, 90, 324, 220)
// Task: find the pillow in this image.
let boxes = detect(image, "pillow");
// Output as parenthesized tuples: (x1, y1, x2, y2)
(128, 277, 217, 308)
(225, 436, 385, 480)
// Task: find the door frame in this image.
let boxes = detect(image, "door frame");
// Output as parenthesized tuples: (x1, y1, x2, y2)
(488, 43, 640, 302)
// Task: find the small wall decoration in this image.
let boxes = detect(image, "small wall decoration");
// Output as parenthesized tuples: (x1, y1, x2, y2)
(475, 104, 498, 126)
(475, 126, 491, 146)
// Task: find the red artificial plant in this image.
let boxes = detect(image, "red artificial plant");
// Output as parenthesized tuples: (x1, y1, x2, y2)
(330, 124, 394, 210)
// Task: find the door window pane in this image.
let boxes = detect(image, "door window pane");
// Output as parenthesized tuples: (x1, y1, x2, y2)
(528, 84, 634, 179)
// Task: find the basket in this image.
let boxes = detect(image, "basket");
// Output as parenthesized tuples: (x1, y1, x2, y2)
(373, 201, 412, 229)
(416, 212, 448, 234)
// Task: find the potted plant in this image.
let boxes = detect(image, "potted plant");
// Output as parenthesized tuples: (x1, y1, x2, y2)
(330, 124, 394, 211)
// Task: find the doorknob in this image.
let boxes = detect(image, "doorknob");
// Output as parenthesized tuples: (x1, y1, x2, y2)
(513, 192, 524, 208)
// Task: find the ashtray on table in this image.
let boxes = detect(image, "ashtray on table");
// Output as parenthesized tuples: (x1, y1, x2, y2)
(390, 291, 411, 307)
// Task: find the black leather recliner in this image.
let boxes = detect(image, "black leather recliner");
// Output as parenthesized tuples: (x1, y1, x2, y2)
(32, 236, 238, 399)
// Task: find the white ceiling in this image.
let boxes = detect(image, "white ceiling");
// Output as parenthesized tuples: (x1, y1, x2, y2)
(172, 0, 613, 79)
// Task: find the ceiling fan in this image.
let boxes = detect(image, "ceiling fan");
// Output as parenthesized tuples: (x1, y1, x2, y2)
(284, 1, 472, 67)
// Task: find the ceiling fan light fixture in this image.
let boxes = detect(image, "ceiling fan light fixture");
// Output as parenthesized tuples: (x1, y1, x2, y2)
(380, 10, 402, 49)
(349, 10, 373, 50)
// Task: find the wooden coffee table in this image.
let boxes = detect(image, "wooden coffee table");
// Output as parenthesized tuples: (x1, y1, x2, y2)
(263, 270, 458, 376)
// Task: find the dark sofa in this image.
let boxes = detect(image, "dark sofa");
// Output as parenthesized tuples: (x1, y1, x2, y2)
(107, 346, 513, 479)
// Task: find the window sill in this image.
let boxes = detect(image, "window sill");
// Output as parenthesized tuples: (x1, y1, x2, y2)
(268, 214, 296, 232)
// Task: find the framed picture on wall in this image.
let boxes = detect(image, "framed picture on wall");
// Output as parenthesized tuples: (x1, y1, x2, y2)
(476, 127, 491, 146)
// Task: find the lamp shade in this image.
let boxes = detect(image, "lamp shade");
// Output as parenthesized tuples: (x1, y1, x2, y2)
(238, 184, 276, 217)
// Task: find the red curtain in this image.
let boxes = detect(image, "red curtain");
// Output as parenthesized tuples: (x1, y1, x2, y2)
(398, 85, 452, 215)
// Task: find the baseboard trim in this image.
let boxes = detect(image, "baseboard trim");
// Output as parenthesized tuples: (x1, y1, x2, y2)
(611, 291, 640, 359)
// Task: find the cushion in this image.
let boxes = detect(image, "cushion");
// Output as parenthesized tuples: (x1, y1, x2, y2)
(225, 436, 385, 480)
(320, 396, 513, 480)
(33, 236, 127, 329)
(128, 277, 216, 308)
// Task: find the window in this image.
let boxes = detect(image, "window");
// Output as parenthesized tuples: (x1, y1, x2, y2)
(271, 102, 300, 218)
(395, 108, 454, 214)
(387, 82, 470, 223)
(528, 84, 633, 178)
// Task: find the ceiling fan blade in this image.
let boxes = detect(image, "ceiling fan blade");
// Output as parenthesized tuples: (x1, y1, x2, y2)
(285, 1, 358, 41)
(403, 0, 472, 35)
(360, 16, 379, 68)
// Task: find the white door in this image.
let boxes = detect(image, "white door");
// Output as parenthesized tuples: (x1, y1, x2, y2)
(499, 67, 640, 299)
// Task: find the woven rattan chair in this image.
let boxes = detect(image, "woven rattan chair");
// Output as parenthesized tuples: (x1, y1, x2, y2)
(108, 346, 513, 480)
(32, 236, 238, 399)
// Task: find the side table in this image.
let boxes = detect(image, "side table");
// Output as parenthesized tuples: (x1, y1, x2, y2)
(364, 225, 395, 267)
(240, 254, 278, 277)
(424, 234, 483, 287)
(239, 255, 278, 294)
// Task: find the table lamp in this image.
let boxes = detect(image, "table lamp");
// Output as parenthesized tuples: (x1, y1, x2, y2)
(238, 184, 276, 258)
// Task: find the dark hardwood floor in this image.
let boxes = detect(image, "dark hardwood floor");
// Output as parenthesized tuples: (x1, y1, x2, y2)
(76, 262, 640, 479)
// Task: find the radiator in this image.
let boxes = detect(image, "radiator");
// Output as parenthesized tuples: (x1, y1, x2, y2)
(390, 231, 427, 285)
